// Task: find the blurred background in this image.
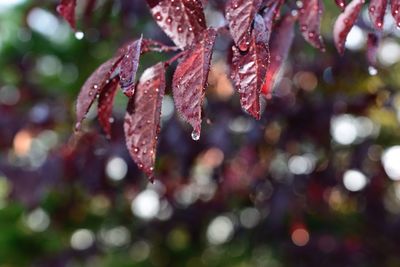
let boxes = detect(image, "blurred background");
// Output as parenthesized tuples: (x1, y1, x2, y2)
(1, 0, 400, 266)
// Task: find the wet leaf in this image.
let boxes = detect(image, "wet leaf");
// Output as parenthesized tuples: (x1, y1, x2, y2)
(262, 0, 282, 41)
(146, 0, 206, 49)
(172, 28, 217, 139)
(231, 15, 269, 119)
(56, 0, 76, 29)
(97, 78, 119, 138)
(119, 38, 142, 97)
(333, 0, 365, 55)
(226, 0, 263, 51)
(299, 0, 325, 51)
(124, 63, 166, 179)
(76, 57, 122, 131)
(261, 14, 296, 97)
(391, 0, 400, 27)
(368, 0, 387, 29)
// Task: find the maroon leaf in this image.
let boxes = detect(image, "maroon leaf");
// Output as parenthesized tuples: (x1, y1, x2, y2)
(226, 0, 263, 51)
(335, 0, 347, 10)
(299, 0, 325, 51)
(146, 0, 206, 49)
(98, 78, 119, 138)
(366, 33, 379, 66)
(391, 0, 400, 27)
(57, 0, 76, 29)
(119, 38, 142, 97)
(333, 0, 365, 55)
(231, 15, 269, 120)
(368, 0, 387, 29)
(262, 0, 282, 41)
(172, 28, 217, 140)
(124, 63, 166, 179)
(75, 57, 122, 131)
(261, 14, 296, 97)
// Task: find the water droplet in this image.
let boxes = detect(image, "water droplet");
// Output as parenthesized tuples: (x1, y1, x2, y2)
(154, 12, 163, 21)
(191, 130, 200, 141)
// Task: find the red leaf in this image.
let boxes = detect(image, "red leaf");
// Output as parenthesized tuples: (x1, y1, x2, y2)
(299, 0, 325, 51)
(366, 33, 379, 66)
(333, 0, 365, 55)
(262, 0, 282, 41)
(261, 14, 296, 97)
(335, 0, 347, 10)
(172, 28, 217, 140)
(75, 57, 122, 131)
(124, 63, 166, 179)
(146, 0, 206, 49)
(391, 0, 400, 27)
(119, 38, 142, 97)
(97, 78, 119, 138)
(226, 0, 263, 51)
(368, 0, 387, 29)
(231, 15, 269, 120)
(57, 0, 76, 29)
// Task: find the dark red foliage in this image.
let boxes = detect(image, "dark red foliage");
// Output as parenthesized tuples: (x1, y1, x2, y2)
(119, 38, 142, 97)
(97, 78, 119, 138)
(226, 0, 263, 51)
(335, 0, 346, 10)
(262, 0, 282, 41)
(56, 0, 76, 29)
(333, 0, 365, 55)
(262, 14, 296, 97)
(146, 0, 207, 49)
(172, 28, 217, 139)
(124, 63, 166, 180)
(391, 0, 400, 27)
(231, 15, 269, 120)
(75, 56, 122, 131)
(368, 0, 387, 29)
(65, 0, 392, 179)
(367, 33, 379, 66)
(299, 0, 325, 51)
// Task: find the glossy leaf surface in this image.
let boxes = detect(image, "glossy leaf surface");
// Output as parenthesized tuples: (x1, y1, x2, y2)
(226, 0, 263, 51)
(147, 0, 206, 49)
(231, 15, 269, 119)
(124, 63, 166, 179)
(172, 28, 217, 139)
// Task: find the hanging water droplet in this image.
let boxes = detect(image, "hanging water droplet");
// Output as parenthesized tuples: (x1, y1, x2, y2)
(191, 130, 200, 141)
(368, 66, 378, 76)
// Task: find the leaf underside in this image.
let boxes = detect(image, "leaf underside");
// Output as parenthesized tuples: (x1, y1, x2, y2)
(97, 77, 119, 138)
(369, 0, 387, 29)
(57, 0, 77, 29)
(299, 0, 325, 51)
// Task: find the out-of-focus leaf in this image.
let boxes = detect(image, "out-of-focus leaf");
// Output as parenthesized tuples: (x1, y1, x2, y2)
(299, 0, 325, 51)
(231, 15, 269, 119)
(367, 33, 379, 66)
(262, 0, 282, 41)
(226, 0, 263, 51)
(146, 0, 206, 49)
(368, 0, 387, 29)
(172, 28, 217, 140)
(262, 14, 296, 97)
(124, 63, 166, 180)
(56, 0, 77, 29)
(333, 0, 365, 54)
(391, 0, 400, 27)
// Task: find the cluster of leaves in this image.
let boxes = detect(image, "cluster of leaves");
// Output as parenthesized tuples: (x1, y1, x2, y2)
(56, 0, 396, 180)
